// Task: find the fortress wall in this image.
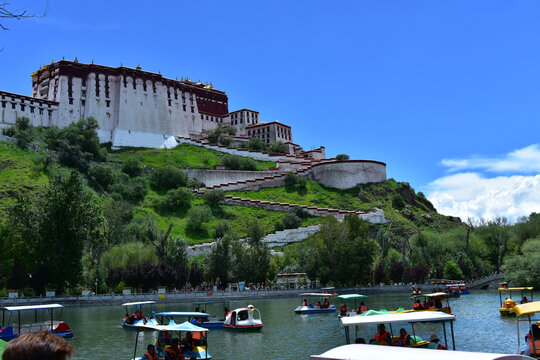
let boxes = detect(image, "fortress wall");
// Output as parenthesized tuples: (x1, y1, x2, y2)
(207, 175, 287, 192)
(183, 169, 280, 187)
(309, 160, 387, 189)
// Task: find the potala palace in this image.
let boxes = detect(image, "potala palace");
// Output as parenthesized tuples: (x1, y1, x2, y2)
(0, 58, 324, 158)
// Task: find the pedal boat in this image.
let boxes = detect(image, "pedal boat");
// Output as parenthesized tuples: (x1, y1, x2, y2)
(131, 321, 211, 359)
(411, 292, 453, 314)
(223, 305, 263, 331)
(295, 293, 337, 314)
(498, 284, 534, 316)
(0, 304, 73, 341)
(122, 301, 158, 329)
(337, 294, 368, 317)
(311, 343, 535, 360)
(510, 301, 540, 358)
(191, 300, 239, 328)
(341, 310, 457, 349)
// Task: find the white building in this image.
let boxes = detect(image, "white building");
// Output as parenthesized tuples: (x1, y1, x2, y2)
(0, 59, 323, 156)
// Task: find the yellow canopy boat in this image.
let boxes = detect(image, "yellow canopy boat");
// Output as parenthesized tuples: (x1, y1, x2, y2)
(498, 283, 534, 316)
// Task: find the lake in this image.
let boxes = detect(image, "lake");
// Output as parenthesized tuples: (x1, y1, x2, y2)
(50, 289, 539, 359)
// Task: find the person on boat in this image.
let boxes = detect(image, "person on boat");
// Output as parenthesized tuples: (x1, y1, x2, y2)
(370, 324, 391, 345)
(2, 330, 73, 360)
(165, 338, 184, 360)
(422, 300, 428, 309)
(358, 302, 368, 314)
(317, 301, 322, 308)
(523, 324, 540, 356)
(322, 298, 330, 308)
(158, 330, 172, 346)
(125, 313, 131, 324)
(413, 300, 421, 310)
(302, 299, 308, 307)
(427, 299, 435, 309)
(521, 296, 529, 304)
(141, 344, 157, 360)
(395, 328, 411, 347)
(340, 303, 348, 316)
(182, 332, 193, 351)
(427, 334, 447, 350)
(434, 297, 443, 309)
(192, 331, 207, 346)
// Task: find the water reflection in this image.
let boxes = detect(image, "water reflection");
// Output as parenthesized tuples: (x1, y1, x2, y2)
(58, 289, 538, 359)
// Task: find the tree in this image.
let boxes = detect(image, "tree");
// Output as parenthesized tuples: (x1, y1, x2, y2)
(1, 3, 47, 31)
(502, 238, 540, 288)
(122, 158, 143, 178)
(247, 137, 267, 151)
(155, 188, 192, 212)
(203, 189, 225, 208)
(150, 167, 188, 190)
(443, 260, 464, 280)
(186, 206, 212, 233)
(13, 117, 33, 146)
(336, 154, 350, 161)
(282, 213, 301, 229)
(268, 141, 288, 154)
(207, 235, 232, 288)
(284, 172, 297, 186)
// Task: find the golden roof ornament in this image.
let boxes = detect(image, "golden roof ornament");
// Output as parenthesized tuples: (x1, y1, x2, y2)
(196, 79, 203, 85)
(74, 57, 79, 63)
(136, 63, 141, 70)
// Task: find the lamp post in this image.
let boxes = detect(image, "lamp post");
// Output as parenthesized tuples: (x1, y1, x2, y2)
(95, 279, 98, 295)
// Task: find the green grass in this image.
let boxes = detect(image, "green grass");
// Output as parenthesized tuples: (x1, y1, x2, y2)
(107, 143, 275, 170)
(228, 180, 374, 211)
(134, 192, 321, 244)
(0, 142, 49, 212)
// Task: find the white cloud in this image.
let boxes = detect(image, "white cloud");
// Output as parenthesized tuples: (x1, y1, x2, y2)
(441, 144, 540, 173)
(427, 172, 540, 223)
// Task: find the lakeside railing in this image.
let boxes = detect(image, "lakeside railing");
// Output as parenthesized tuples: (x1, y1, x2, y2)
(0, 284, 418, 308)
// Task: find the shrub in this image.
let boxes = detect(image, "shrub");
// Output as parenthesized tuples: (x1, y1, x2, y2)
(219, 136, 232, 146)
(269, 141, 288, 154)
(294, 206, 309, 219)
(284, 172, 297, 186)
(2, 126, 15, 137)
(109, 177, 147, 203)
(213, 221, 231, 239)
(122, 158, 143, 178)
(223, 155, 241, 170)
(88, 164, 118, 189)
(247, 137, 267, 151)
(156, 188, 192, 212)
(186, 206, 212, 233)
(187, 178, 204, 189)
(392, 193, 406, 210)
(240, 158, 257, 170)
(13, 117, 34, 147)
(150, 167, 188, 190)
(203, 189, 225, 207)
(274, 221, 285, 232)
(336, 154, 350, 161)
(282, 213, 302, 229)
(296, 175, 307, 189)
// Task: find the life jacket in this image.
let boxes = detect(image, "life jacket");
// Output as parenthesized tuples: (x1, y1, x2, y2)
(359, 305, 368, 313)
(375, 330, 390, 343)
(437, 344, 447, 350)
(144, 352, 157, 360)
(302, 301, 307, 306)
(165, 347, 184, 360)
(132, 313, 138, 320)
(340, 305, 347, 313)
(527, 337, 540, 355)
(398, 333, 411, 346)
(413, 302, 420, 310)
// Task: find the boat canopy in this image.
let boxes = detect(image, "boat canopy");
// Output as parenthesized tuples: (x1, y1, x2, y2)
(337, 294, 367, 300)
(341, 310, 455, 327)
(2, 304, 64, 311)
(300, 293, 335, 297)
(155, 311, 210, 318)
(412, 292, 450, 298)
(310, 344, 532, 360)
(192, 300, 239, 305)
(134, 321, 209, 333)
(510, 301, 540, 317)
(121, 301, 156, 307)
(498, 287, 534, 292)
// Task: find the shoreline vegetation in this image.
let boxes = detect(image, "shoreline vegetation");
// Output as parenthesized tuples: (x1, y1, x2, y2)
(1, 118, 540, 300)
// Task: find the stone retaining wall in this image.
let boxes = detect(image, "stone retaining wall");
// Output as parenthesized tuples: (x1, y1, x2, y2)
(183, 169, 281, 187)
(309, 160, 387, 189)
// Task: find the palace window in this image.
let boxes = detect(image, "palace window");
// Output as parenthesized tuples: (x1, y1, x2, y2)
(39, 109, 43, 115)
(183, 105, 186, 111)
(30, 106, 34, 113)
(190, 106, 194, 113)
(168, 99, 172, 106)
(1, 102, 5, 108)
(11, 103, 15, 109)
(106, 100, 111, 107)
(69, 98, 73, 105)
(81, 100, 85, 106)
(20, 104, 25, 111)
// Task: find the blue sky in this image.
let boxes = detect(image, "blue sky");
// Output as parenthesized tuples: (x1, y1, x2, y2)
(1, 0, 539, 222)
